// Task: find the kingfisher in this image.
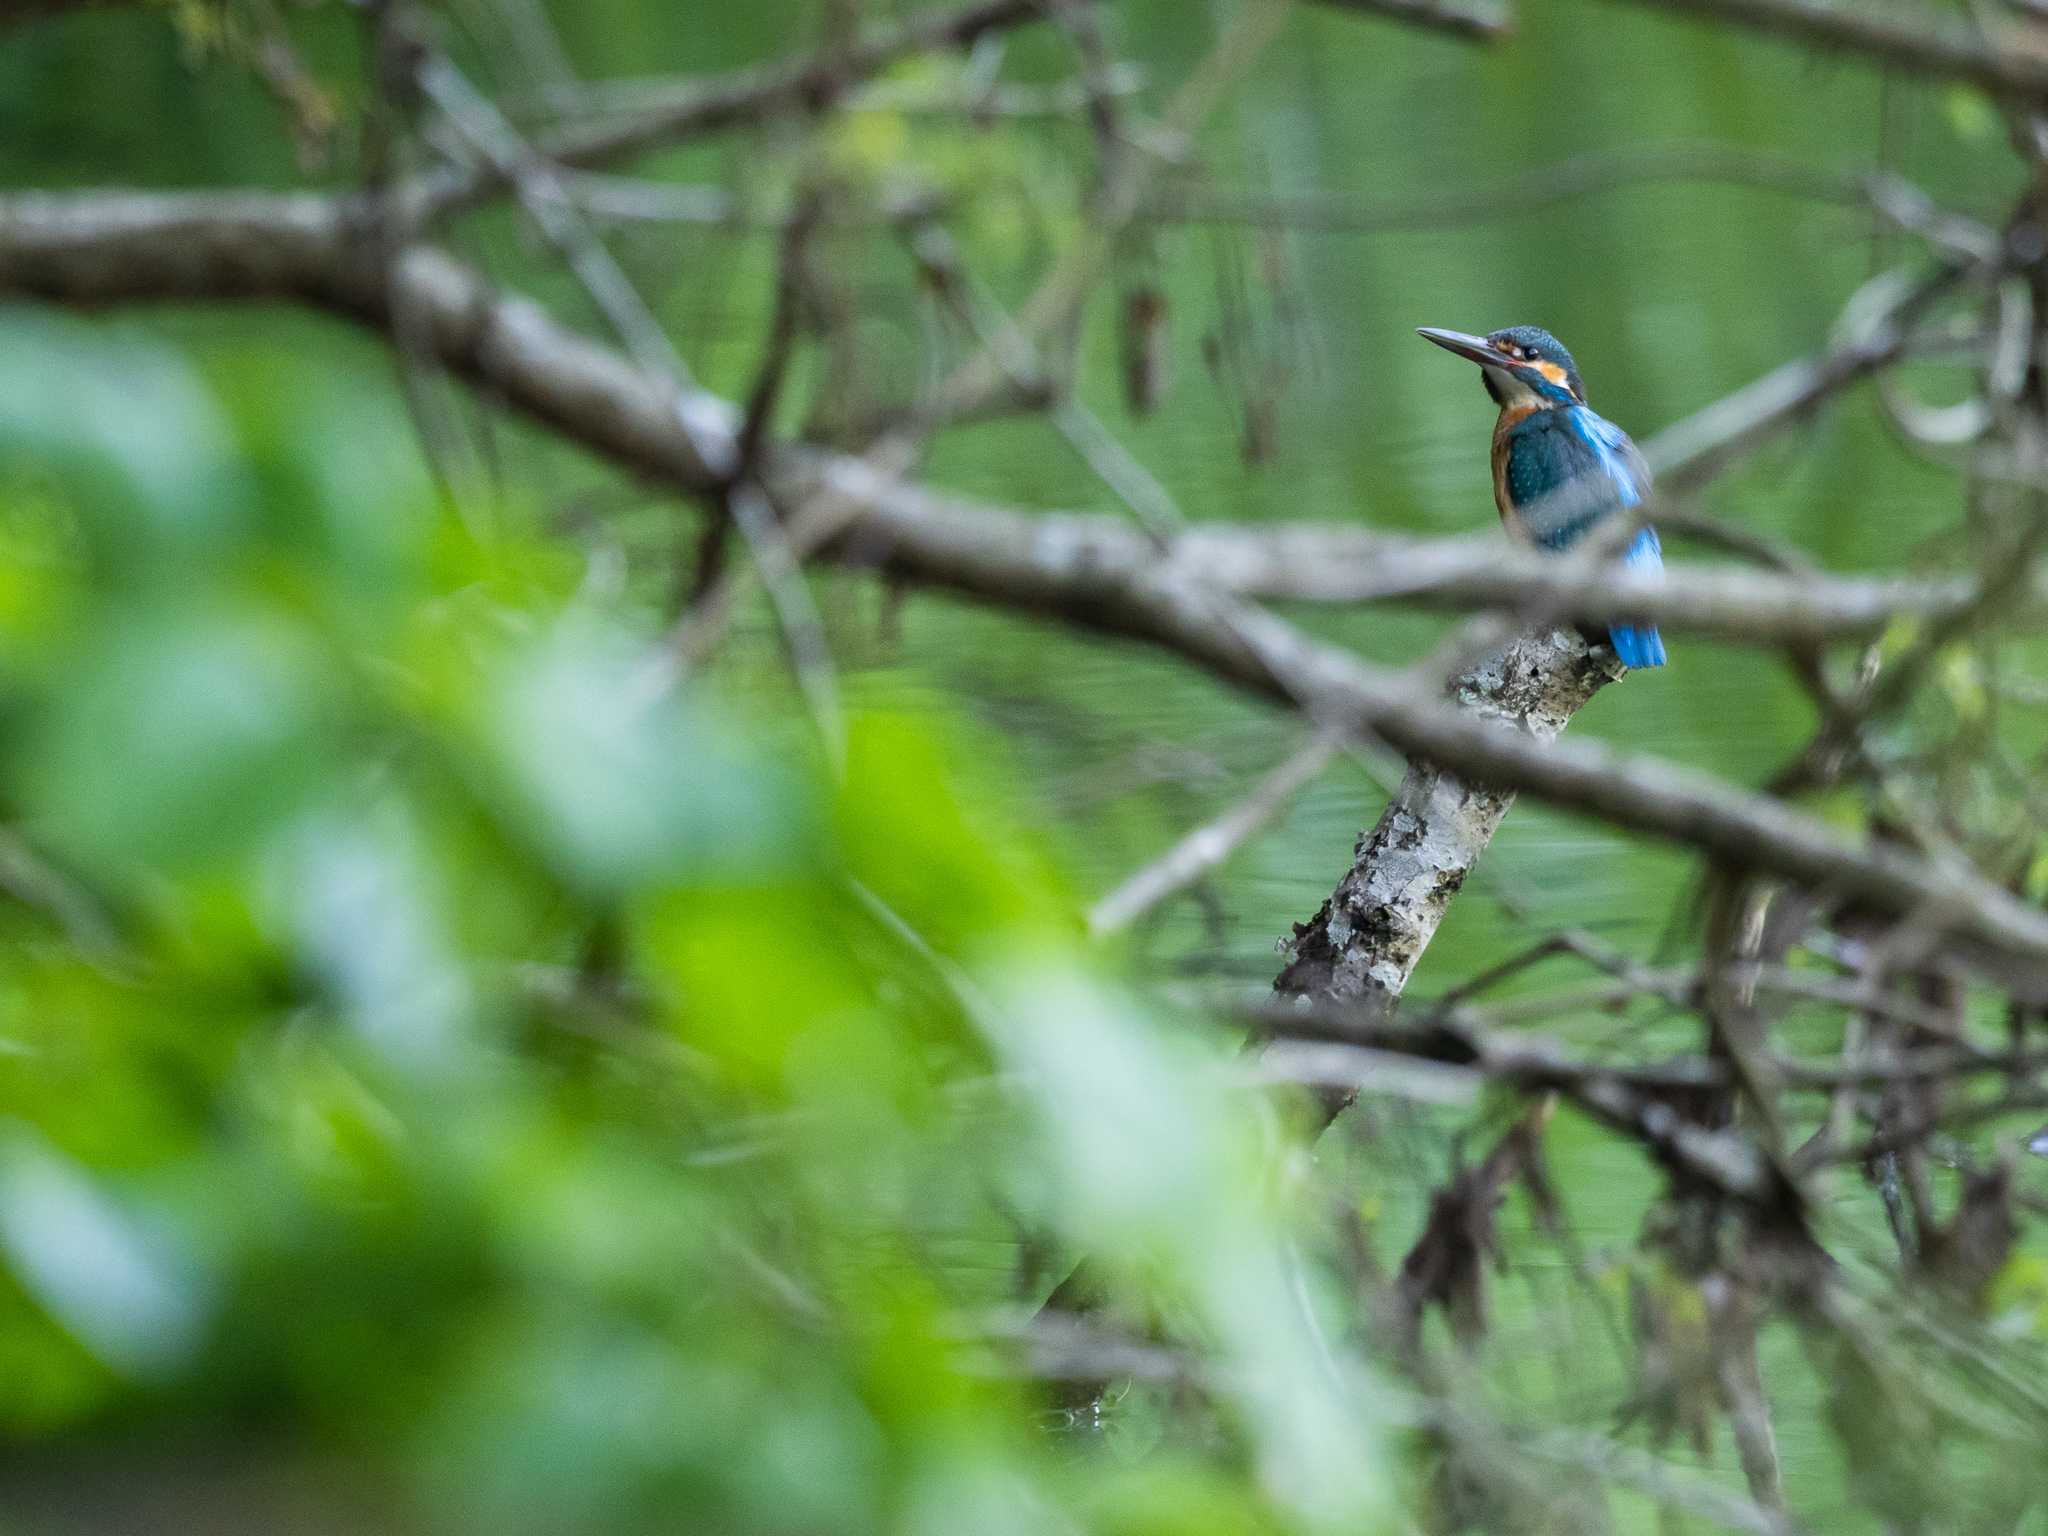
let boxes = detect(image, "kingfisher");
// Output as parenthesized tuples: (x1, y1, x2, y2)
(1417, 324, 1666, 669)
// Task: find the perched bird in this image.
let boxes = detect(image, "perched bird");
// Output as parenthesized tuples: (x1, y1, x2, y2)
(1417, 324, 1666, 669)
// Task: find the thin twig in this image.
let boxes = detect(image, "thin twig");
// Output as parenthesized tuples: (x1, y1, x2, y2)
(1090, 730, 1341, 936)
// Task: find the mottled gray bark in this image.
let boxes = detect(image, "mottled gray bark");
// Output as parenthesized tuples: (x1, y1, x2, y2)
(1274, 627, 1614, 1018)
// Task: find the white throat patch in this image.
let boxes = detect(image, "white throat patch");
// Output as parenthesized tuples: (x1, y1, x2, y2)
(1485, 366, 1549, 411)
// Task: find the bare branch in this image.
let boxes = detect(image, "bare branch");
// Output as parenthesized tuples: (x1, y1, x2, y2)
(1602, 0, 2048, 103)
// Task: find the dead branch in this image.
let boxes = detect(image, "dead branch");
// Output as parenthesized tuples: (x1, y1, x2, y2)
(1395, 1098, 1558, 1353)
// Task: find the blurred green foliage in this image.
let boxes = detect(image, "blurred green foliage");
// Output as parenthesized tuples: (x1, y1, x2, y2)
(0, 307, 1395, 1532)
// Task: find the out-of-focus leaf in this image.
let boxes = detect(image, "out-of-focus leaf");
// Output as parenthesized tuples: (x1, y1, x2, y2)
(1079, 1461, 1290, 1536)
(1986, 1254, 2048, 1338)
(487, 617, 803, 894)
(0, 1127, 212, 1381)
(1939, 647, 1988, 725)
(980, 964, 1391, 1529)
(17, 603, 331, 873)
(200, 345, 436, 618)
(0, 485, 83, 665)
(900, 1458, 1069, 1536)
(0, 312, 249, 571)
(1944, 84, 2000, 142)
(265, 805, 474, 1072)
(836, 713, 1074, 957)
(634, 879, 912, 1094)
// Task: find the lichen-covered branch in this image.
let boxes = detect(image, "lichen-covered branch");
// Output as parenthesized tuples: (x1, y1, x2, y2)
(1274, 628, 1612, 1012)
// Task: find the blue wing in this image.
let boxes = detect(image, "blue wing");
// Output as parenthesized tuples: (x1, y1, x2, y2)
(1503, 406, 1642, 547)
(1576, 408, 1649, 509)
(1502, 406, 1667, 668)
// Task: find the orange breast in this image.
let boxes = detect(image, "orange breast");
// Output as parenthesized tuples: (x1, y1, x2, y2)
(1489, 403, 1539, 539)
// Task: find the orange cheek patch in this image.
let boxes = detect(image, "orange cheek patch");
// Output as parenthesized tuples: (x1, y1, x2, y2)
(1536, 361, 1570, 389)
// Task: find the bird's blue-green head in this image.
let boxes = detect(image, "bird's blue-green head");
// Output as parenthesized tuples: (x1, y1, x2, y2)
(1417, 324, 1586, 410)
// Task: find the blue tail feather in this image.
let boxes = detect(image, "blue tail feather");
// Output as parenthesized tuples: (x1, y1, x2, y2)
(1608, 525, 1667, 669)
(1607, 623, 1665, 669)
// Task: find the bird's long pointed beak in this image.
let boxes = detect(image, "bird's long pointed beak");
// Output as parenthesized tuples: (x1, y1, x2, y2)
(1416, 327, 1514, 369)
